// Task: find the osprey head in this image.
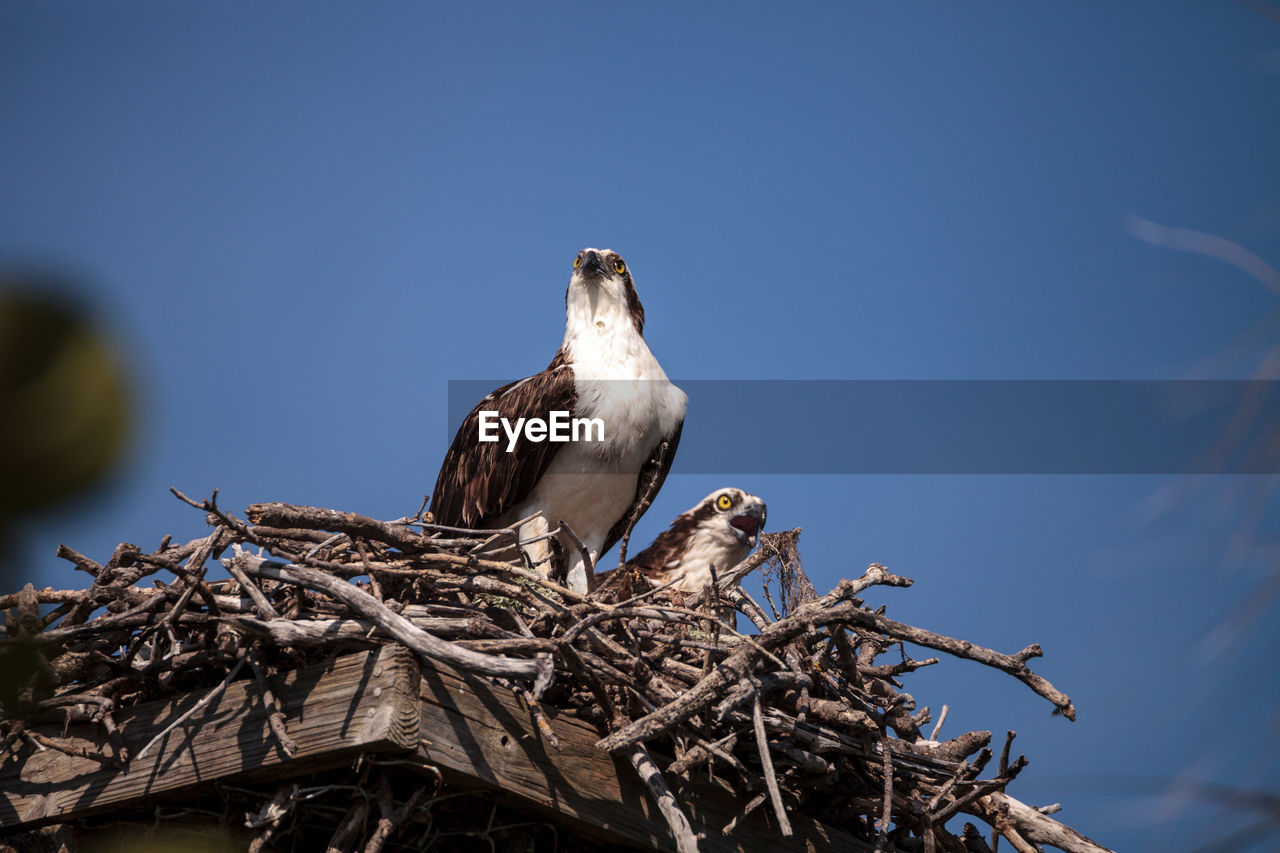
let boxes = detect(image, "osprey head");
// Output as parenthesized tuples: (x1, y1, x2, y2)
(699, 487, 767, 549)
(565, 247, 645, 337)
(611, 487, 767, 597)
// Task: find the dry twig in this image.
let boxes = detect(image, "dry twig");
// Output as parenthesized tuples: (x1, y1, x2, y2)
(0, 494, 1108, 852)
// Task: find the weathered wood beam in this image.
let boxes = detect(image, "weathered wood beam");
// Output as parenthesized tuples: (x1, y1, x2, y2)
(0, 646, 420, 831)
(413, 656, 873, 852)
(2, 643, 873, 851)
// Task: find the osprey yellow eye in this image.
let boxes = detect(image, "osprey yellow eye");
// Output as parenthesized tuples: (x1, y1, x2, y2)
(574, 256, 582, 269)
(716, 494, 733, 511)
(614, 259, 626, 274)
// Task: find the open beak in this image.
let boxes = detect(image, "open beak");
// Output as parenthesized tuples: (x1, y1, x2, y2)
(729, 503, 766, 548)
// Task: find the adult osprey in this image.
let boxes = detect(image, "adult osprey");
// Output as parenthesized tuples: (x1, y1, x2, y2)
(601, 488, 767, 595)
(430, 248, 687, 593)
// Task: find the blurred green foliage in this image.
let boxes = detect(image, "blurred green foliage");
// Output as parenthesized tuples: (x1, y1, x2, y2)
(0, 276, 132, 518)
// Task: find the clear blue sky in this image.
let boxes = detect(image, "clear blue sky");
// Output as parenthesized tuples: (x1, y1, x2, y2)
(3, 3, 1279, 849)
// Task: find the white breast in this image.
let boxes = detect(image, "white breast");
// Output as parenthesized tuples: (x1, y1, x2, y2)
(663, 525, 751, 593)
(504, 316, 686, 592)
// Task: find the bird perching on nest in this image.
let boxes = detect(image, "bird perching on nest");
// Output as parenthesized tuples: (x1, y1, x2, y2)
(596, 488, 767, 604)
(429, 249, 687, 594)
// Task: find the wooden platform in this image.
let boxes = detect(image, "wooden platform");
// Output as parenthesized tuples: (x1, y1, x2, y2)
(0, 647, 871, 852)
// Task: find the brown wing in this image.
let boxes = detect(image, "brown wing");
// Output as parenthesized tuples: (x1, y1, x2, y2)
(429, 355, 575, 529)
(601, 418, 684, 558)
(625, 498, 711, 574)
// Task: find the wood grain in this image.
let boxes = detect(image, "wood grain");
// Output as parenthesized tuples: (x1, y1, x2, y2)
(2, 640, 876, 849)
(0, 646, 420, 830)
(413, 657, 872, 852)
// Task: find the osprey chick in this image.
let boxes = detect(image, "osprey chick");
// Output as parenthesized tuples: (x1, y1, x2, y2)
(429, 249, 687, 593)
(613, 488, 767, 594)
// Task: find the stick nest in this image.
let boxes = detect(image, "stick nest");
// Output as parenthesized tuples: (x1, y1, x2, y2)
(0, 490, 1112, 853)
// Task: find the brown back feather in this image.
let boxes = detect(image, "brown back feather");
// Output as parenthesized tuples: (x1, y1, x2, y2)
(625, 494, 714, 576)
(601, 418, 683, 559)
(429, 351, 576, 528)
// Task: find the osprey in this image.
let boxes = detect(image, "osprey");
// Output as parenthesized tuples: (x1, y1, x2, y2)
(430, 248, 687, 593)
(605, 488, 767, 595)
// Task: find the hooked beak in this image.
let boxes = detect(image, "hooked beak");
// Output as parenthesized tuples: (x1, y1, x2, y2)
(729, 503, 766, 548)
(578, 250, 605, 280)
